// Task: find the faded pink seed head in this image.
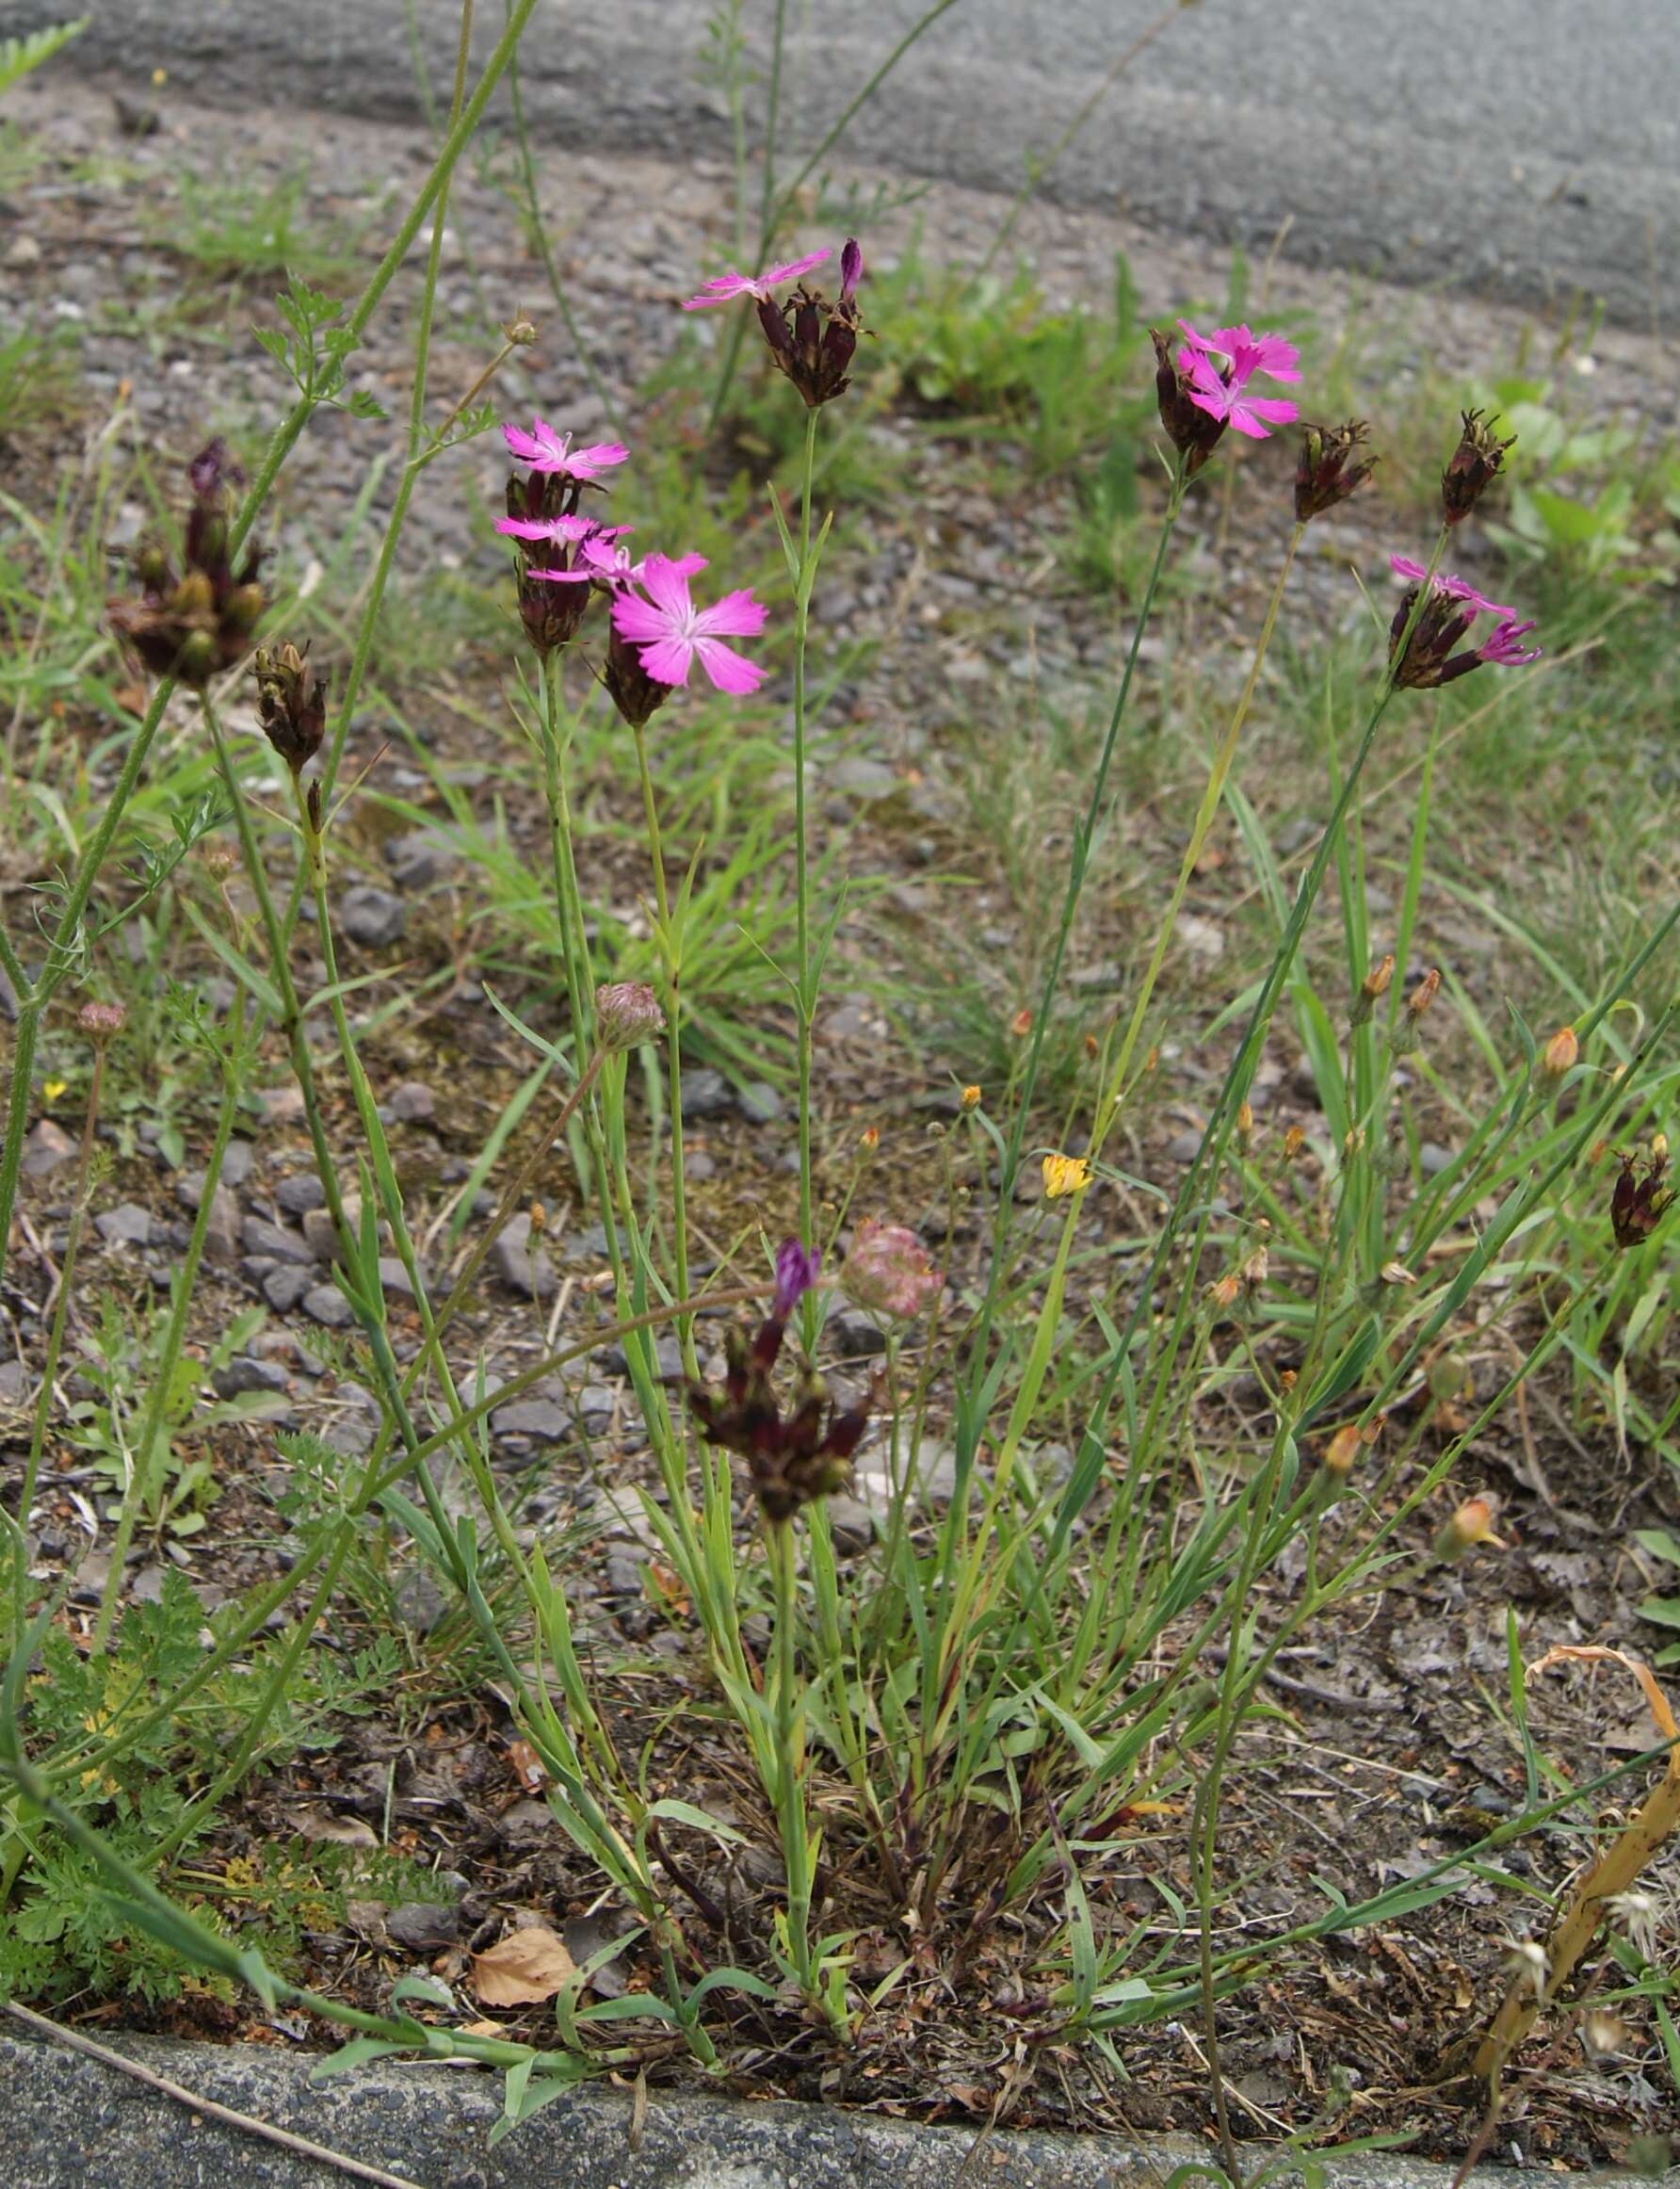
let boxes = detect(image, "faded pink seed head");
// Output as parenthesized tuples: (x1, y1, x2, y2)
(841, 1219, 945, 1322)
(594, 981, 666, 1051)
(77, 999, 127, 1044)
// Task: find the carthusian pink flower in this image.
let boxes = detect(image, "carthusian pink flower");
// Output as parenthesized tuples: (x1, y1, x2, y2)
(1176, 319, 1302, 385)
(609, 555, 767, 695)
(501, 418, 629, 481)
(1387, 553, 1543, 688)
(772, 1238, 821, 1320)
(842, 1220, 944, 1322)
(1172, 319, 1300, 438)
(682, 250, 830, 309)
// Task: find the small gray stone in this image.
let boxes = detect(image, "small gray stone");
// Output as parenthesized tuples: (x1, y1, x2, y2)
(304, 1284, 354, 1328)
(244, 1215, 314, 1264)
(491, 1398, 571, 1442)
(383, 832, 453, 889)
(95, 1203, 153, 1247)
(263, 1265, 315, 1311)
(828, 754, 899, 801)
(682, 1069, 733, 1119)
(204, 1187, 241, 1266)
(339, 886, 408, 949)
(600, 1335, 683, 1381)
(213, 1356, 289, 1398)
(1420, 1141, 1454, 1177)
(736, 1079, 783, 1124)
(21, 1121, 74, 1177)
(825, 1494, 877, 1554)
(385, 1900, 459, 1951)
(489, 1213, 555, 1300)
(388, 1081, 435, 1123)
(829, 1309, 887, 1360)
(394, 1565, 447, 1634)
(1165, 1130, 1203, 1162)
(574, 1384, 618, 1430)
(604, 1550, 648, 1596)
(221, 1141, 255, 1188)
(275, 1173, 326, 1217)
(128, 1563, 169, 1606)
(378, 1256, 419, 1300)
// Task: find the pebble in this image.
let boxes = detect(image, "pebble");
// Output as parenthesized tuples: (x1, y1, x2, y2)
(489, 1213, 556, 1300)
(275, 1173, 326, 1216)
(204, 1187, 241, 1264)
(263, 1266, 315, 1311)
(21, 1120, 74, 1176)
(383, 833, 453, 889)
(491, 1397, 571, 1442)
(736, 1079, 783, 1125)
(244, 1215, 314, 1264)
(388, 1081, 435, 1122)
(681, 1068, 733, 1119)
(95, 1203, 153, 1246)
(394, 1565, 447, 1633)
(828, 1309, 888, 1359)
(386, 1900, 460, 1950)
(213, 1355, 290, 1397)
(304, 1283, 354, 1328)
(339, 886, 408, 948)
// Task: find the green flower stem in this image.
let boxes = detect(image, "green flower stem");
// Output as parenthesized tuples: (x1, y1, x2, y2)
(10, 1037, 108, 1653)
(1090, 520, 1305, 1167)
(704, 0, 964, 430)
(945, 463, 1187, 1512)
(202, 704, 548, 1742)
(0, 0, 545, 1304)
(792, 404, 818, 1262)
(91, 999, 250, 1650)
(630, 720, 700, 1380)
(1056, 527, 1455, 1536)
(503, 8, 620, 431)
(767, 1516, 817, 2000)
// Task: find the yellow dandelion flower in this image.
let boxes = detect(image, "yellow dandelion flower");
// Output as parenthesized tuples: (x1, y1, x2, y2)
(1042, 1152, 1092, 1199)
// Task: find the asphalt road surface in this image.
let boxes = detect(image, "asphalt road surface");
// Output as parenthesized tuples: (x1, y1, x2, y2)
(3, 0, 1676, 322)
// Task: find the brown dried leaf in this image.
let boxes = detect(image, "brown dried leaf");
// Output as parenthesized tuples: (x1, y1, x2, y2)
(291, 1804, 378, 1848)
(472, 1923, 576, 2006)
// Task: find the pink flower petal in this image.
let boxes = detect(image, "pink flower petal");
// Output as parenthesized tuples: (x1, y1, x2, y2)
(610, 591, 673, 644)
(634, 636, 698, 686)
(691, 587, 769, 641)
(1226, 394, 1298, 437)
(692, 636, 767, 693)
(495, 512, 602, 543)
(637, 553, 700, 622)
(682, 249, 829, 309)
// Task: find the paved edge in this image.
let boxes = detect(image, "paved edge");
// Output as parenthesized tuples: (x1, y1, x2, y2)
(0, 2032, 1623, 2189)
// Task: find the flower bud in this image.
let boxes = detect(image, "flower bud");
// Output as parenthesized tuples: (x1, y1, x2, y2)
(1542, 1025, 1578, 1078)
(858, 1125, 879, 1153)
(1432, 1494, 1504, 1563)
(1151, 328, 1225, 476)
(1322, 1422, 1361, 1476)
(77, 999, 127, 1045)
(1349, 951, 1394, 1027)
(960, 1084, 982, 1112)
(1295, 418, 1376, 522)
(1405, 967, 1440, 1019)
(252, 641, 328, 775)
(1236, 1100, 1253, 1151)
(1010, 1009, 1033, 1038)
(593, 981, 666, 1051)
(1441, 408, 1514, 527)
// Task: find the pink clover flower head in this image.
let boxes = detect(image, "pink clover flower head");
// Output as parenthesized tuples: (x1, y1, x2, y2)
(609, 554, 767, 694)
(682, 249, 830, 310)
(841, 1220, 944, 1322)
(501, 417, 629, 481)
(772, 1238, 820, 1320)
(1477, 617, 1543, 668)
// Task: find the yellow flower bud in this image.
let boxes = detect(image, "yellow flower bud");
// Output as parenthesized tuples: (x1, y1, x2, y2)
(1542, 1025, 1578, 1078)
(1432, 1495, 1504, 1563)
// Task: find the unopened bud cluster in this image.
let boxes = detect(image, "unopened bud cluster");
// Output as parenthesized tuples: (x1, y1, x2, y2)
(593, 981, 666, 1052)
(252, 641, 327, 776)
(108, 440, 265, 687)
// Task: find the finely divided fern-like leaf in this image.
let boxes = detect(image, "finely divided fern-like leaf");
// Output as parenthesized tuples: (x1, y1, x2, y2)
(0, 19, 89, 99)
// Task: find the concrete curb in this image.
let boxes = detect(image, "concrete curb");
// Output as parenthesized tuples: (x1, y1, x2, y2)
(0, 2032, 1612, 2189)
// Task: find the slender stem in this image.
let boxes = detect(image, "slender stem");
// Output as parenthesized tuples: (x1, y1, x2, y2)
(631, 721, 698, 1378)
(92, 1006, 248, 1648)
(792, 405, 819, 1260)
(950, 467, 1187, 1493)
(1090, 521, 1305, 1164)
(759, 0, 788, 251)
(503, 3, 620, 430)
(0, 0, 546, 1303)
(768, 1516, 815, 1994)
(11, 1040, 106, 1650)
(974, 1, 1186, 283)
